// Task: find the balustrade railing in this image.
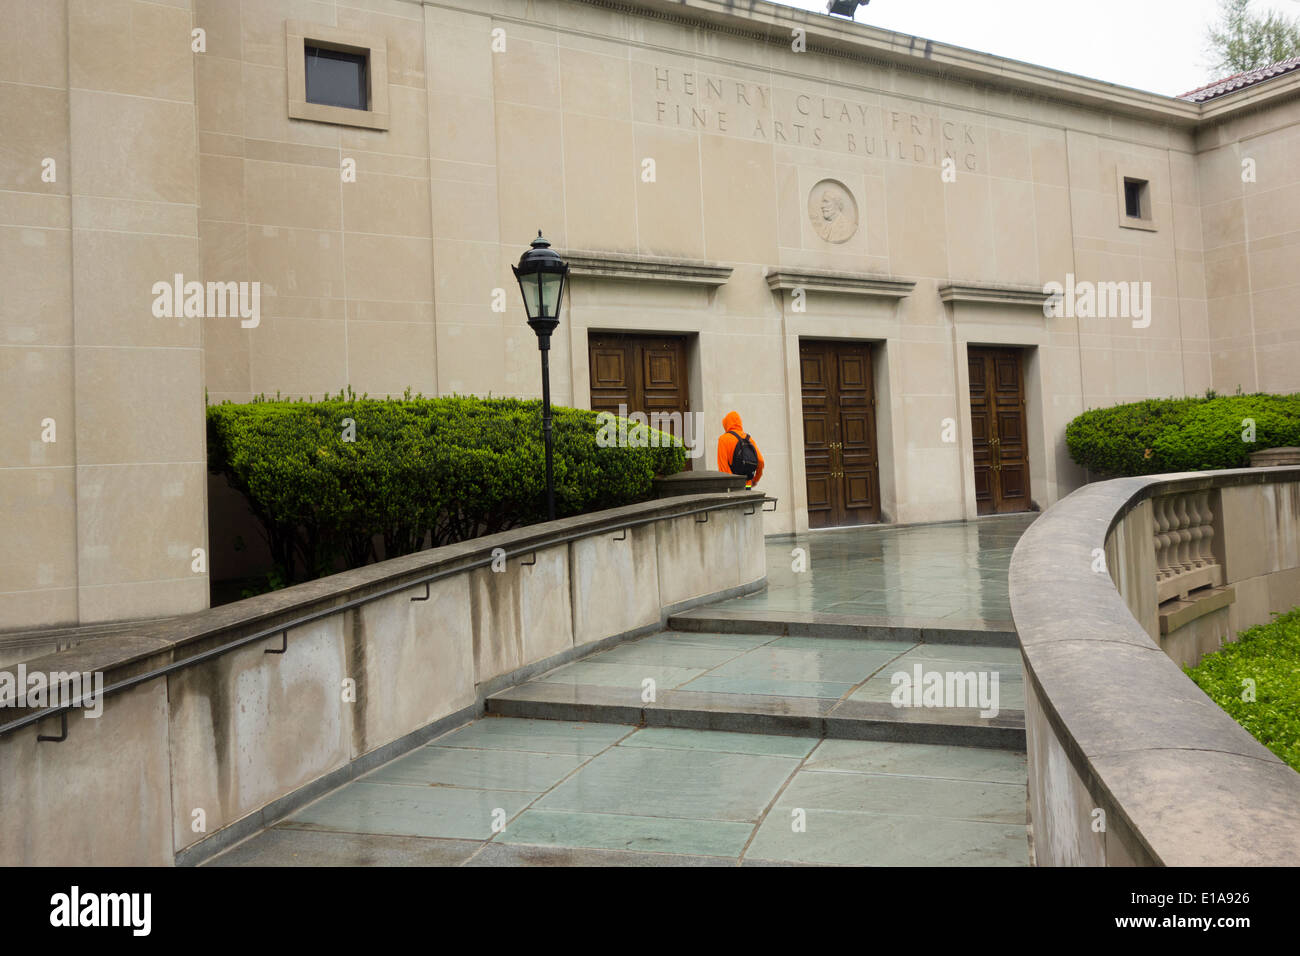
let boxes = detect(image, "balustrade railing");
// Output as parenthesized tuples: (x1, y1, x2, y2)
(1152, 490, 1222, 602)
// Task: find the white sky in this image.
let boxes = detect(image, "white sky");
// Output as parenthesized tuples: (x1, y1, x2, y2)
(774, 0, 1300, 96)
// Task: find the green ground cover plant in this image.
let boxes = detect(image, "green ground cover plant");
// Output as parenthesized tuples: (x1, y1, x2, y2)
(1185, 608, 1300, 773)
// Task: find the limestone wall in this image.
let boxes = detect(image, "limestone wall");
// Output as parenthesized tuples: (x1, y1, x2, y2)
(0, 0, 207, 630)
(1194, 99, 1300, 394)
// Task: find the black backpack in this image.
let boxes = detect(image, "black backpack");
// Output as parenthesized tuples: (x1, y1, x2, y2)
(728, 430, 759, 479)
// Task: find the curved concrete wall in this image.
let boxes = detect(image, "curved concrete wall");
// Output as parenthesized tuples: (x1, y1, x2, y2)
(1010, 467, 1300, 866)
(0, 492, 766, 866)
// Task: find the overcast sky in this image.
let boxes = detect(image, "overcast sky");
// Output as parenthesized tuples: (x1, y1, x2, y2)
(774, 0, 1300, 96)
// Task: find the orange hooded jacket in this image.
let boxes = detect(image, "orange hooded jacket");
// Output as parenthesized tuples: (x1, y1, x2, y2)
(717, 411, 764, 486)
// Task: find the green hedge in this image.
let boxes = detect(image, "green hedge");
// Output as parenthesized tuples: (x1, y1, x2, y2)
(1185, 608, 1300, 774)
(1065, 392, 1300, 477)
(207, 391, 685, 584)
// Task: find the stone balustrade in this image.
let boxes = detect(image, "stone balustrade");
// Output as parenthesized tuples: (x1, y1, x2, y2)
(1010, 467, 1300, 866)
(1152, 489, 1222, 603)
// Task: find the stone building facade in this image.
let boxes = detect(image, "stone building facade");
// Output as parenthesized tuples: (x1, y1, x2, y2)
(3, 0, 1299, 630)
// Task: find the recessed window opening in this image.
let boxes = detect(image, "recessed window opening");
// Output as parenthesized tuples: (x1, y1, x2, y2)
(1124, 177, 1149, 220)
(305, 44, 367, 111)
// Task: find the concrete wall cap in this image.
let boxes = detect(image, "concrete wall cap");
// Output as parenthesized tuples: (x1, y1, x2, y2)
(7, 492, 765, 699)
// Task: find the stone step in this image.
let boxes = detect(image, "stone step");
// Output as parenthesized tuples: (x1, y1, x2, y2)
(485, 682, 1025, 750)
(667, 608, 1018, 648)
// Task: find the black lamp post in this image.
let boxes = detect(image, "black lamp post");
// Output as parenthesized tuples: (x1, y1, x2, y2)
(512, 231, 570, 521)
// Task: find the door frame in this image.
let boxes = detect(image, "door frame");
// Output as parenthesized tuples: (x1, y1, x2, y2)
(564, 278, 706, 423)
(954, 337, 1049, 520)
(966, 345, 1034, 515)
(798, 338, 884, 528)
(564, 271, 705, 466)
(787, 335, 897, 532)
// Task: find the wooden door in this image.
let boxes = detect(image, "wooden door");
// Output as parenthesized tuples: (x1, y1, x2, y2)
(588, 333, 691, 455)
(968, 346, 1031, 515)
(800, 340, 881, 528)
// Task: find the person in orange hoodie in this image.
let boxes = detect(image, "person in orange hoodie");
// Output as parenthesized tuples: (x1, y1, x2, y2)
(717, 410, 764, 487)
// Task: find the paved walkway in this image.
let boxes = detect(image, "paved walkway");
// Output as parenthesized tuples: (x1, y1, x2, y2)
(211, 516, 1038, 867)
(522, 631, 1024, 707)
(489, 628, 1024, 748)
(741, 514, 1035, 629)
(211, 716, 1028, 866)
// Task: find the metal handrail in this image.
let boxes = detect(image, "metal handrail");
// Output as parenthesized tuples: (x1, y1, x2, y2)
(0, 494, 777, 740)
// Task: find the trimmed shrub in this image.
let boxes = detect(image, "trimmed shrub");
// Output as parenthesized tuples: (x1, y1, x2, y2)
(207, 391, 685, 584)
(1185, 608, 1300, 774)
(1152, 395, 1300, 471)
(1065, 392, 1300, 477)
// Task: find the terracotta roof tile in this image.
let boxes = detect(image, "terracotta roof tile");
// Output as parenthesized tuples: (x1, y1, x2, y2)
(1179, 56, 1300, 102)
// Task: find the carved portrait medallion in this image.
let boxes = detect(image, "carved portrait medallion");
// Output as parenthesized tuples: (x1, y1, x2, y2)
(808, 179, 858, 244)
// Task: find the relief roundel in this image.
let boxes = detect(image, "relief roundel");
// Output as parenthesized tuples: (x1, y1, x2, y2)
(808, 179, 858, 244)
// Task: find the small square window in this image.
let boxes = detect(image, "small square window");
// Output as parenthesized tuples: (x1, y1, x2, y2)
(1116, 168, 1158, 232)
(305, 45, 367, 111)
(286, 21, 388, 131)
(1124, 178, 1148, 220)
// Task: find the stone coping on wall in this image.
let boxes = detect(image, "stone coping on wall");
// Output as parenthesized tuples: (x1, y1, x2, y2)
(1249, 446, 1300, 467)
(0, 491, 766, 729)
(653, 470, 749, 496)
(1009, 466, 1300, 866)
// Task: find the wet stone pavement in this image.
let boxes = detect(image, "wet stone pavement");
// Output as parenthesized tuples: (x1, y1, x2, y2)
(485, 628, 1026, 749)
(211, 516, 1038, 867)
(744, 515, 1035, 628)
(211, 717, 1029, 867)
